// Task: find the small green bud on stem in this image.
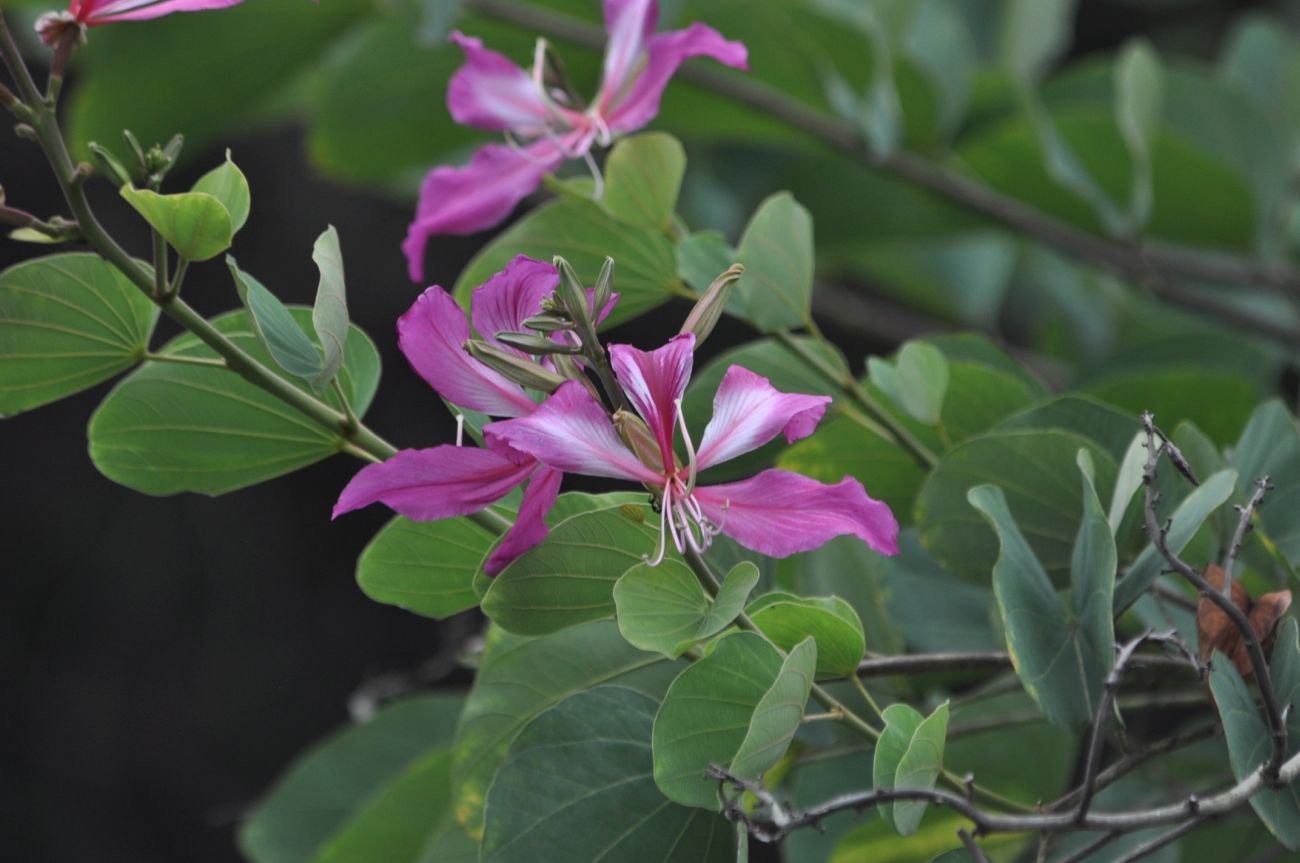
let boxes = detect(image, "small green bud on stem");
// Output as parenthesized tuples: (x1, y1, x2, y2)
(553, 256, 594, 333)
(88, 142, 134, 188)
(593, 256, 615, 315)
(522, 313, 573, 333)
(680, 263, 744, 346)
(495, 331, 584, 356)
(465, 340, 567, 393)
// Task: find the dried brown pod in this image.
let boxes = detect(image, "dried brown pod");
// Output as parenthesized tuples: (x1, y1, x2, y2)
(1196, 563, 1292, 678)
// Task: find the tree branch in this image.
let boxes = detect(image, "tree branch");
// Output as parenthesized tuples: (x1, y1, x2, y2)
(1222, 476, 1272, 600)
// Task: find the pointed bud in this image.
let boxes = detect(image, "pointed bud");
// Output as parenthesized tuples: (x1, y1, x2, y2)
(88, 142, 134, 188)
(614, 410, 678, 474)
(123, 130, 147, 170)
(593, 257, 614, 317)
(522, 313, 573, 333)
(162, 134, 185, 164)
(465, 340, 566, 393)
(553, 256, 594, 333)
(680, 263, 744, 347)
(495, 331, 584, 356)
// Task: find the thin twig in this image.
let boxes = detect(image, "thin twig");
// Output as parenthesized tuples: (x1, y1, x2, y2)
(1112, 815, 1216, 863)
(1222, 476, 1272, 600)
(958, 828, 991, 863)
(1056, 831, 1122, 863)
(1141, 413, 1288, 782)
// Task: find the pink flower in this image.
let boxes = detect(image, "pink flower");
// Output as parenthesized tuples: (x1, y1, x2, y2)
(333, 256, 586, 575)
(37, 0, 246, 44)
(485, 334, 900, 563)
(402, 0, 749, 282)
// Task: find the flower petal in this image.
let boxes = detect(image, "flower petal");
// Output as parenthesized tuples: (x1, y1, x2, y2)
(608, 333, 694, 471)
(398, 286, 537, 418)
(597, 0, 658, 112)
(332, 446, 533, 521)
(402, 140, 566, 282)
(694, 469, 899, 557)
(446, 31, 552, 134)
(470, 255, 560, 356)
(81, 0, 243, 22)
(606, 23, 749, 133)
(485, 381, 661, 483)
(484, 465, 563, 575)
(695, 365, 830, 470)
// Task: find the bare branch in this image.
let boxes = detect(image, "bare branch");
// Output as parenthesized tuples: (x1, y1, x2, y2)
(1056, 831, 1122, 863)
(958, 828, 991, 863)
(1141, 412, 1288, 781)
(1113, 816, 1216, 863)
(1222, 476, 1273, 599)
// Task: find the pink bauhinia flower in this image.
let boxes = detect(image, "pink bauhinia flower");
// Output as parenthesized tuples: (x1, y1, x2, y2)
(37, 0, 247, 44)
(333, 255, 597, 574)
(485, 333, 900, 564)
(402, 0, 749, 282)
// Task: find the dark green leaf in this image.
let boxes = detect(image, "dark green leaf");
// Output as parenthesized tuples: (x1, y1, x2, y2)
(614, 559, 759, 658)
(677, 231, 736, 295)
(0, 253, 157, 416)
(891, 701, 950, 836)
(356, 515, 497, 619)
(746, 592, 865, 678)
(228, 258, 322, 380)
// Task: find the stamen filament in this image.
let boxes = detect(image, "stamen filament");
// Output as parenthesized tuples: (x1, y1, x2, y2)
(673, 398, 698, 496)
(643, 481, 671, 566)
(455, 414, 465, 447)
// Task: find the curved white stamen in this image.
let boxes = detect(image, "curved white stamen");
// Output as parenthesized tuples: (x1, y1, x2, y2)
(673, 398, 698, 496)
(590, 111, 613, 147)
(583, 149, 605, 200)
(455, 414, 465, 447)
(541, 123, 590, 159)
(675, 501, 709, 553)
(643, 481, 671, 567)
(665, 489, 687, 555)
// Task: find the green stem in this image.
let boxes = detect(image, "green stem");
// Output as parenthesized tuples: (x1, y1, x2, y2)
(150, 229, 169, 299)
(144, 352, 227, 369)
(331, 377, 360, 434)
(849, 673, 886, 723)
(774, 330, 938, 469)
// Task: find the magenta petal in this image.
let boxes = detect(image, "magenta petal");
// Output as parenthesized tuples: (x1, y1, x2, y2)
(485, 381, 661, 483)
(608, 333, 695, 470)
(484, 465, 563, 575)
(402, 140, 565, 282)
(398, 286, 537, 418)
(606, 23, 749, 133)
(332, 446, 534, 521)
(470, 255, 560, 357)
(83, 0, 243, 22)
(695, 366, 830, 471)
(597, 0, 658, 111)
(694, 469, 900, 558)
(446, 32, 552, 134)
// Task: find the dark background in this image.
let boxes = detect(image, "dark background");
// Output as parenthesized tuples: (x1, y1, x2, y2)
(0, 1, 1276, 860)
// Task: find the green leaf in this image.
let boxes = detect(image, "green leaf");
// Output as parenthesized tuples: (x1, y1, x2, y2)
(1230, 401, 1300, 564)
(600, 132, 687, 229)
(884, 531, 999, 654)
(1113, 468, 1237, 614)
(677, 230, 736, 294)
(238, 693, 464, 863)
(916, 429, 1117, 585)
(356, 515, 497, 620)
(998, 0, 1077, 82)
(0, 253, 157, 416)
(872, 701, 950, 837)
(968, 481, 1110, 733)
(1114, 39, 1165, 229)
(732, 192, 814, 332)
(87, 307, 380, 496)
(1069, 450, 1117, 705)
(998, 395, 1140, 462)
(314, 750, 477, 863)
(482, 503, 658, 635)
(453, 620, 678, 838)
(614, 559, 759, 658)
(1209, 618, 1300, 850)
(780, 535, 904, 657)
(454, 197, 679, 327)
(891, 702, 950, 836)
(119, 186, 232, 262)
(228, 258, 322, 381)
(482, 687, 734, 863)
(310, 226, 349, 392)
(653, 631, 814, 809)
(868, 341, 949, 425)
(1107, 432, 1146, 535)
(746, 592, 865, 678)
(191, 150, 251, 234)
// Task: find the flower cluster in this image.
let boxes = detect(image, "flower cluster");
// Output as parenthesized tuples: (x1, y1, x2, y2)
(334, 257, 899, 574)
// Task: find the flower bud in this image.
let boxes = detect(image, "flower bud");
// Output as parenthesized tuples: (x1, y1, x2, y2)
(553, 256, 594, 333)
(495, 331, 583, 356)
(679, 263, 744, 347)
(593, 256, 614, 317)
(614, 410, 678, 474)
(464, 340, 566, 393)
(88, 142, 134, 189)
(521, 313, 573, 333)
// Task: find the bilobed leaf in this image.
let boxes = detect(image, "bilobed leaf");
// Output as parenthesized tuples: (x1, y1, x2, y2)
(120, 185, 233, 261)
(732, 192, 814, 332)
(454, 197, 679, 327)
(228, 257, 322, 381)
(238, 693, 465, 863)
(780, 535, 904, 657)
(869, 342, 949, 425)
(891, 702, 950, 836)
(968, 482, 1104, 733)
(356, 515, 497, 620)
(871, 703, 922, 834)
(0, 253, 158, 416)
(1114, 39, 1165, 229)
(87, 307, 380, 496)
(652, 631, 813, 809)
(600, 132, 687, 229)
(482, 504, 658, 635)
(310, 226, 349, 392)
(1113, 468, 1237, 614)
(453, 621, 678, 838)
(614, 559, 759, 658)
(746, 592, 866, 677)
(677, 230, 736, 294)
(191, 150, 251, 233)
(481, 687, 733, 863)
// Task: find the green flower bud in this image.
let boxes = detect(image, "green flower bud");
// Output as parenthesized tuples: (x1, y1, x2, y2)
(495, 331, 584, 356)
(464, 340, 567, 393)
(679, 263, 744, 346)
